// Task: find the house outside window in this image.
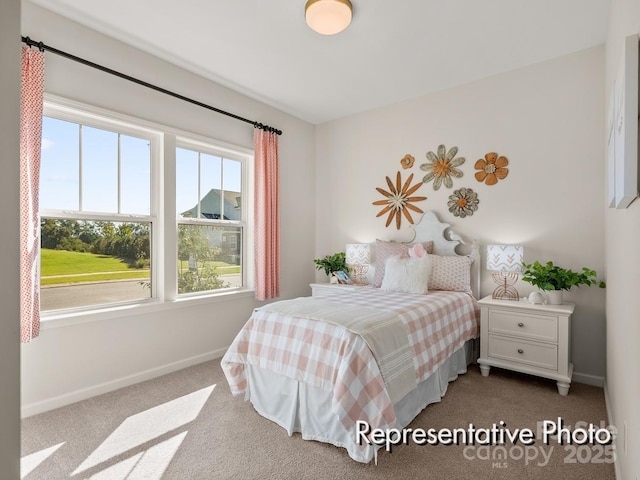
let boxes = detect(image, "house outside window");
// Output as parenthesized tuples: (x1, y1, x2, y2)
(176, 144, 246, 295)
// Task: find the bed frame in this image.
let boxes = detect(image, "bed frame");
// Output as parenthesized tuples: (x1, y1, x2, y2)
(236, 211, 481, 463)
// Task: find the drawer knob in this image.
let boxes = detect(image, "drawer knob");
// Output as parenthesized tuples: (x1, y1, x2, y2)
(517, 349, 524, 354)
(517, 322, 524, 327)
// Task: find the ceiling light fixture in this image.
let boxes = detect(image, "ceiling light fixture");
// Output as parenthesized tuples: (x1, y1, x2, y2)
(305, 0, 353, 35)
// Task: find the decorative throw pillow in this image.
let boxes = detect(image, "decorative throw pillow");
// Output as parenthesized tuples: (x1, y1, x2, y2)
(381, 255, 430, 294)
(427, 254, 473, 294)
(373, 239, 434, 287)
(408, 243, 426, 259)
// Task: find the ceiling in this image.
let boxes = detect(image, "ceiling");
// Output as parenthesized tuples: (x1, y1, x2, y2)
(27, 0, 610, 124)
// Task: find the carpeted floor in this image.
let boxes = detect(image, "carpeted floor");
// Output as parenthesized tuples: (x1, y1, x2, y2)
(21, 359, 616, 480)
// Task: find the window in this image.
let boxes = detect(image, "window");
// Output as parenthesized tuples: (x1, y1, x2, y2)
(40, 113, 154, 312)
(39, 99, 252, 315)
(176, 144, 245, 295)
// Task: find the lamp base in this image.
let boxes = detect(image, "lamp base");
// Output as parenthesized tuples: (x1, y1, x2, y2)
(349, 264, 369, 285)
(491, 272, 520, 301)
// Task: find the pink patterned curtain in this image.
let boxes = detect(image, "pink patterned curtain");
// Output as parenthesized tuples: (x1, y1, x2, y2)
(20, 47, 45, 343)
(253, 128, 280, 300)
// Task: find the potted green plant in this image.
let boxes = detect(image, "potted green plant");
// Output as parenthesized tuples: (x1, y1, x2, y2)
(521, 261, 605, 304)
(314, 252, 349, 283)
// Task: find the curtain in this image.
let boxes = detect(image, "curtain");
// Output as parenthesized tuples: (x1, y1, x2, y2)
(20, 46, 45, 343)
(253, 128, 280, 300)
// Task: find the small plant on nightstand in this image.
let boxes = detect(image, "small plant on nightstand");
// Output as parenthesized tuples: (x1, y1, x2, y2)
(313, 252, 349, 277)
(521, 261, 605, 304)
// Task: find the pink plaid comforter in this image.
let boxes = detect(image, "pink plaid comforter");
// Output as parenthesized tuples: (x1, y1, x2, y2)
(221, 287, 478, 435)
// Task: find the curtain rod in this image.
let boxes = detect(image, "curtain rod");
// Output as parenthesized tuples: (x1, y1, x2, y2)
(21, 36, 282, 136)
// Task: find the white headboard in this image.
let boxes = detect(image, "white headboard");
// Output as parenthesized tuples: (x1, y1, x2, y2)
(371, 211, 480, 299)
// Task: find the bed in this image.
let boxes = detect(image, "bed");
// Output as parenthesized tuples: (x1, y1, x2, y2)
(221, 212, 480, 463)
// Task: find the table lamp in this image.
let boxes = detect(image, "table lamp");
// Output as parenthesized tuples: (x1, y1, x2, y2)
(345, 243, 371, 285)
(487, 244, 523, 300)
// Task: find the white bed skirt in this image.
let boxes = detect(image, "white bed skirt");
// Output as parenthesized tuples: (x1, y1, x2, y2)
(244, 339, 477, 463)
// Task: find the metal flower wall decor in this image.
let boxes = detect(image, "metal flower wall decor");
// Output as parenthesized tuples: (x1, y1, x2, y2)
(447, 187, 479, 218)
(420, 145, 465, 190)
(373, 171, 427, 229)
(400, 154, 415, 169)
(475, 152, 509, 185)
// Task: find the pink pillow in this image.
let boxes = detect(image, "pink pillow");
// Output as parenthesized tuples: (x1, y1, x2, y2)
(408, 243, 426, 259)
(427, 254, 473, 294)
(373, 239, 434, 287)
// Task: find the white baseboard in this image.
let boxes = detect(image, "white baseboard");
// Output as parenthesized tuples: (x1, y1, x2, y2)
(21, 347, 228, 418)
(603, 380, 622, 480)
(572, 371, 605, 387)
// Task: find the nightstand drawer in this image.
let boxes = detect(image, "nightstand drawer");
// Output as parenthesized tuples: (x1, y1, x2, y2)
(488, 335, 558, 370)
(488, 309, 558, 343)
(478, 296, 574, 395)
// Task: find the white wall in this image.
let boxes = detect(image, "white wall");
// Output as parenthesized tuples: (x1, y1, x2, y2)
(604, 1, 640, 478)
(316, 47, 606, 382)
(0, 1, 22, 476)
(20, 3, 316, 415)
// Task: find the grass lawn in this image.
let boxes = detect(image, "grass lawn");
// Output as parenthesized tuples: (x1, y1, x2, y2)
(41, 249, 150, 285)
(42, 249, 239, 285)
(178, 261, 240, 275)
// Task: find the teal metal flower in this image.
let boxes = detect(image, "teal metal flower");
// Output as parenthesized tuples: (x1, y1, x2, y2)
(447, 187, 479, 218)
(420, 145, 465, 190)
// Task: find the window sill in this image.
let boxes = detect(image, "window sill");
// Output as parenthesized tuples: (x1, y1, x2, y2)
(39, 288, 256, 330)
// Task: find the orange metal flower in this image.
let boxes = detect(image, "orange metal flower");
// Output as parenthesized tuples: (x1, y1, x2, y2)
(373, 171, 427, 229)
(474, 152, 509, 185)
(400, 154, 415, 169)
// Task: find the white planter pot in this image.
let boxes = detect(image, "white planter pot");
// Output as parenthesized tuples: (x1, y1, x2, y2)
(545, 290, 563, 305)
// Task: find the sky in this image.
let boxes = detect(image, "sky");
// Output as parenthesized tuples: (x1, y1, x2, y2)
(175, 148, 242, 217)
(41, 116, 242, 217)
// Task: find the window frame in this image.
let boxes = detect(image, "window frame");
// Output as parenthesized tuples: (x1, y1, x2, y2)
(41, 102, 160, 311)
(175, 136, 250, 297)
(40, 95, 255, 324)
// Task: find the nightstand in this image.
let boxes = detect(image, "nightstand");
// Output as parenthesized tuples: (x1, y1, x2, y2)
(309, 283, 364, 297)
(477, 295, 575, 395)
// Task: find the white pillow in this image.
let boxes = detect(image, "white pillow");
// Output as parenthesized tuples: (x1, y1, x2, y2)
(381, 255, 430, 294)
(373, 239, 434, 287)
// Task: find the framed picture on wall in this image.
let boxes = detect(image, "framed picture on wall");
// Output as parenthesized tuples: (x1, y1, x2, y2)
(609, 34, 639, 209)
(607, 82, 616, 208)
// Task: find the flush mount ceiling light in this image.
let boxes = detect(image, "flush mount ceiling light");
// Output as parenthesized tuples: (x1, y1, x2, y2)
(305, 0, 353, 35)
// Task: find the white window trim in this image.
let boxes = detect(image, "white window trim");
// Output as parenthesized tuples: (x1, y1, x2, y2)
(42, 101, 161, 308)
(174, 136, 252, 296)
(40, 94, 255, 327)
